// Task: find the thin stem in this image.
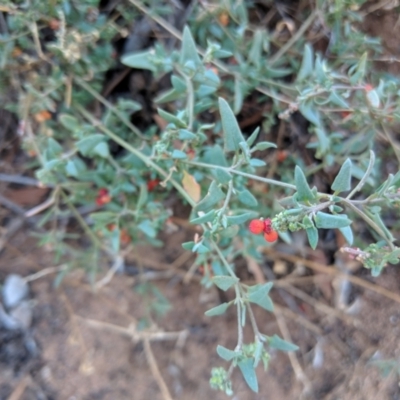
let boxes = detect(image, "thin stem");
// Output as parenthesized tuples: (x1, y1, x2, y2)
(268, 9, 318, 66)
(381, 122, 400, 165)
(76, 105, 196, 208)
(212, 241, 237, 279)
(247, 303, 262, 340)
(185, 160, 297, 190)
(74, 77, 148, 140)
(61, 190, 110, 254)
(184, 75, 195, 130)
(346, 150, 376, 200)
(234, 285, 244, 351)
(342, 199, 395, 250)
(218, 180, 234, 217)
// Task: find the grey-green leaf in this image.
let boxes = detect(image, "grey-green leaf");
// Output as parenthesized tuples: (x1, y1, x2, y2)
(93, 141, 109, 158)
(205, 302, 230, 317)
(294, 166, 315, 203)
(157, 108, 187, 128)
(339, 226, 353, 245)
(121, 50, 157, 72)
(212, 168, 232, 184)
(238, 189, 258, 207)
(252, 141, 277, 151)
(299, 102, 321, 126)
(331, 159, 352, 193)
(180, 26, 201, 67)
(190, 209, 216, 224)
(171, 149, 187, 159)
(76, 134, 106, 156)
(238, 358, 259, 393)
(216, 345, 237, 362)
(212, 276, 239, 291)
(306, 226, 318, 250)
(248, 282, 274, 312)
(226, 212, 258, 225)
(314, 212, 352, 229)
(195, 181, 225, 212)
(219, 97, 246, 153)
(297, 43, 314, 81)
(268, 334, 299, 352)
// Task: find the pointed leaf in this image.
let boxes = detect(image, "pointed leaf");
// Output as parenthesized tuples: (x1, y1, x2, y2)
(121, 50, 157, 72)
(306, 226, 318, 250)
(205, 302, 230, 317)
(178, 129, 196, 140)
(339, 226, 353, 245)
(212, 276, 239, 291)
(238, 189, 258, 207)
(297, 43, 314, 81)
(180, 26, 201, 67)
(294, 166, 315, 203)
(216, 345, 237, 362)
(93, 141, 110, 158)
(249, 29, 263, 67)
(268, 334, 299, 352)
(190, 209, 216, 224)
(157, 108, 187, 128)
(226, 212, 258, 225)
(248, 283, 274, 312)
(252, 141, 277, 151)
(195, 181, 225, 212)
(238, 358, 258, 393)
(331, 158, 352, 193)
(219, 98, 245, 153)
(299, 102, 321, 126)
(246, 127, 260, 147)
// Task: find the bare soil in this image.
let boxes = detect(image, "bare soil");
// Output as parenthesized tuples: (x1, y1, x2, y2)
(2, 3, 400, 400)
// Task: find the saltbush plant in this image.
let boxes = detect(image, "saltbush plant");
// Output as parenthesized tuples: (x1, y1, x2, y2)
(1, 0, 400, 395)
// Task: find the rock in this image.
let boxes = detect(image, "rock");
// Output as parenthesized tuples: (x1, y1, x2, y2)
(10, 300, 33, 329)
(2, 274, 29, 309)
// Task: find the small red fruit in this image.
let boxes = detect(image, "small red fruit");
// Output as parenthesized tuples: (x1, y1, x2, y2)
(147, 179, 160, 192)
(364, 84, 374, 92)
(96, 188, 111, 206)
(249, 219, 265, 235)
(264, 230, 278, 243)
(263, 218, 272, 233)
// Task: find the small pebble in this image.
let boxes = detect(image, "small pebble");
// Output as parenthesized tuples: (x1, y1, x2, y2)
(2, 274, 29, 309)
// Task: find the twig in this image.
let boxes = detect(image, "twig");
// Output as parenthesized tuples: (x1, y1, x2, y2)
(281, 283, 359, 327)
(274, 308, 313, 394)
(95, 255, 124, 289)
(268, 9, 318, 65)
(24, 265, 68, 282)
(143, 337, 174, 400)
(0, 173, 47, 187)
(265, 249, 400, 304)
(24, 195, 56, 218)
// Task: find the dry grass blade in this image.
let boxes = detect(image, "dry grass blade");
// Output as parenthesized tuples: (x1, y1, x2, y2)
(265, 249, 400, 304)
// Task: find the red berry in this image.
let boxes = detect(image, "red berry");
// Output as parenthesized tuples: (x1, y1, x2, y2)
(364, 84, 374, 92)
(147, 179, 160, 192)
(264, 230, 278, 243)
(96, 188, 111, 206)
(249, 219, 265, 235)
(263, 218, 272, 233)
